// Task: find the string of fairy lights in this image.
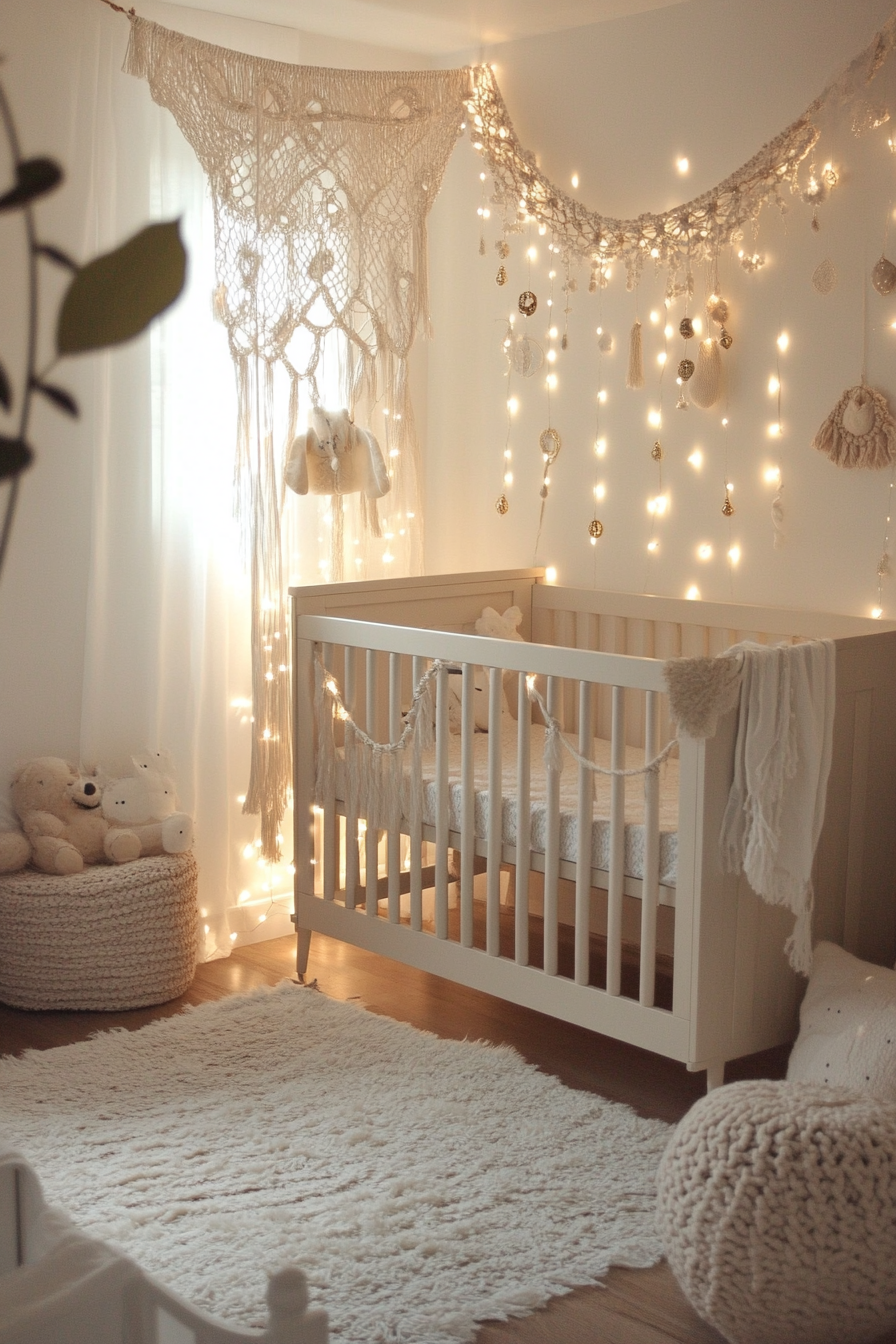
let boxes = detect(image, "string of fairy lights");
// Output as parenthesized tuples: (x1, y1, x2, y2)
(469, 15, 896, 622)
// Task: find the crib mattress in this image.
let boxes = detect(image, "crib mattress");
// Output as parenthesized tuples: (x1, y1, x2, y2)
(339, 717, 679, 887)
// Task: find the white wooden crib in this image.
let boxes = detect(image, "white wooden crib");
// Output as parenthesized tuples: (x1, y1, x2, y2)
(290, 569, 896, 1090)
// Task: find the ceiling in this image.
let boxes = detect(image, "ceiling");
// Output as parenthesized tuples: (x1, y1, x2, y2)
(171, 0, 691, 54)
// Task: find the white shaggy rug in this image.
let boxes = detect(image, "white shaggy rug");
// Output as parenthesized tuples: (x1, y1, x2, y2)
(0, 983, 670, 1343)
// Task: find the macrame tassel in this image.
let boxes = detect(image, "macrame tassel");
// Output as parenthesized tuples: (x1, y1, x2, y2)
(330, 495, 345, 581)
(626, 320, 644, 389)
(690, 338, 722, 409)
(543, 722, 565, 774)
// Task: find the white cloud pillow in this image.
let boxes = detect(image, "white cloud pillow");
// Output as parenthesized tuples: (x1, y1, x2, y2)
(787, 941, 896, 1100)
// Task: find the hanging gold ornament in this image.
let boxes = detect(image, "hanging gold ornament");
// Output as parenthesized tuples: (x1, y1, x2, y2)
(651, 440, 664, 462)
(561, 333, 569, 350)
(497, 240, 510, 258)
(722, 491, 735, 517)
(518, 290, 538, 316)
(679, 316, 694, 340)
(496, 265, 507, 286)
(678, 358, 695, 381)
(719, 328, 734, 350)
(495, 494, 509, 515)
(872, 256, 896, 296)
(588, 518, 604, 539)
(479, 238, 486, 256)
(539, 427, 562, 461)
(877, 552, 891, 577)
(597, 330, 614, 353)
(706, 294, 729, 326)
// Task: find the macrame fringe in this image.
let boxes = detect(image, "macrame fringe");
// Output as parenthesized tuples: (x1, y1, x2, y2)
(626, 320, 645, 390)
(812, 383, 896, 469)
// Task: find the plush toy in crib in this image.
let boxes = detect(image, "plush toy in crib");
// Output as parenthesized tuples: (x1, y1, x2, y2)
(0, 757, 146, 875)
(284, 407, 390, 505)
(474, 605, 525, 642)
(101, 755, 193, 857)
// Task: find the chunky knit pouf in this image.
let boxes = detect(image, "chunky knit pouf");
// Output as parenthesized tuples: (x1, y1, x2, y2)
(656, 1079, 896, 1344)
(0, 853, 199, 1011)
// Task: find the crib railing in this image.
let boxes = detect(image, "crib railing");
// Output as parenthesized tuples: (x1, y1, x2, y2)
(293, 615, 688, 1030)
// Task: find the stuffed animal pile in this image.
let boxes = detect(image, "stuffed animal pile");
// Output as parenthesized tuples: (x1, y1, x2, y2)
(0, 752, 193, 876)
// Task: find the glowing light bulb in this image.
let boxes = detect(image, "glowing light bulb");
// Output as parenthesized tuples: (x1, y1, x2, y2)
(677, 156, 689, 174)
(538, 223, 547, 235)
(687, 449, 703, 468)
(686, 585, 700, 600)
(594, 482, 606, 500)
(545, 566, 558, 582)
(571, 173, 579, 189)
(647, 540, 659, 552)
(527, 245, 537, 261)
(547, 348, 557, 364)
(230, 932, 238, 942)
(764, 466, 782, 484)
(664, 323, 674, 339)
(768, 376, 780, 395)
(697, 543, 712, 560)
(768, 422, 781, 437)
(872, 606, 884, 619)
(648, 410, 662, 428)
(657, 351, 667, 366)
(649, 310, 660, 324)
(597, 388, 607, 403)
(548, 325, 558, 339)
(504, 471, 513, 484)
(546, 373, 558, 389)
(777, 332, 789, 352)
(728, 546, 741, 565)
(507, 397, 519, 413)
(595, 438, 607, 457)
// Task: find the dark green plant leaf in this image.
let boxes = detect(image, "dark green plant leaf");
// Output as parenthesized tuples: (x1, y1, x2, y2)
(0, 437, 33, 481)
(30, 378, 78, 417)
(0, 362, 10, 412)
(56, 220, 186, 356)
(35, 242, 78, 271)
(0, 158, 63, 212)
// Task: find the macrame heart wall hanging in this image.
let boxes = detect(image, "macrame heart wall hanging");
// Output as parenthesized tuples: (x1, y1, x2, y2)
(812, 383, 896, 469)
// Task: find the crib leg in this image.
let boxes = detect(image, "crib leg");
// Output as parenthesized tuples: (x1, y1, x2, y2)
(705, 1061, 726, 1093)
(296, 927, 313, 981)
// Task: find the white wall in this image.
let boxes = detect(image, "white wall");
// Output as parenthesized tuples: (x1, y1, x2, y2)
(426, 0, 896, 619)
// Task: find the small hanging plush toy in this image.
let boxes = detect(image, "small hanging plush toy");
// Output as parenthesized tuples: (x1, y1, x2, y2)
(284, 407, 390, 524)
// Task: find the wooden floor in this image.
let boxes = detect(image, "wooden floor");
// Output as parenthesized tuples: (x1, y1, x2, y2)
(1, 931, 893, 1344)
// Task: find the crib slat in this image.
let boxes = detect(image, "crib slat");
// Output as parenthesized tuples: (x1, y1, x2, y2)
(515, 672, 531, 966)
(640, 690, 660, 1006)
(435, 663, 450, 939)
(387, 653, 402, 924)
(543, 675, 561, 977)
(366, 649, 379, 918)
(607, 686, 626, 996)
(410, 655, 426, 932)
(575, 680, 594, 986)
(322, 642, 337, 903)
(460, 663, 475, 947)
(486, 666, 503, 956)
(343, 646, 359, 910)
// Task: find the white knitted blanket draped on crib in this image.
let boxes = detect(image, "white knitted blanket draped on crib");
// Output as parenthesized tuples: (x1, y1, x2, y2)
(719, 640, 836, 975)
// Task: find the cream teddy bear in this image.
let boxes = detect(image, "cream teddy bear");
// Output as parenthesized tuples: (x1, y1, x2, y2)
(0, 757, 144, 875)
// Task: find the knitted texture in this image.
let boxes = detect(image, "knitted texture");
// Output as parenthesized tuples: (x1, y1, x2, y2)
(656, 1080, 896, 1344)
(0, 854, 198, 1011)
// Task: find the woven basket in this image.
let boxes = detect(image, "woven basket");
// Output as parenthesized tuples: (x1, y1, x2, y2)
(0, 853, 199, 1011)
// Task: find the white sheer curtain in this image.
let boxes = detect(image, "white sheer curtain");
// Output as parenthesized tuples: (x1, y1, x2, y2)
(1, 0, 362, 957)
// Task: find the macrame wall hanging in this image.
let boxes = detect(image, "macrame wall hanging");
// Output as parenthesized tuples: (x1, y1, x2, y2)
(125, 16, 469, 855)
